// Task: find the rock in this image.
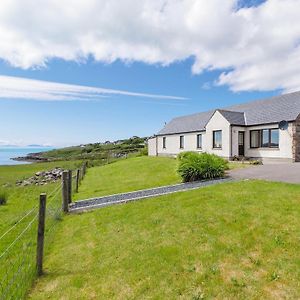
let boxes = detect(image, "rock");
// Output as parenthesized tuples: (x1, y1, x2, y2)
(16, 167, 64, 186)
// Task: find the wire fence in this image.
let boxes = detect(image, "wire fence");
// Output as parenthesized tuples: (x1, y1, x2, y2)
(0, 162, 88, 300)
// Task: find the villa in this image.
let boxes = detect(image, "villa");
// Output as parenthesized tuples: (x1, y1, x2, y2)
(148, 91, 300, 163)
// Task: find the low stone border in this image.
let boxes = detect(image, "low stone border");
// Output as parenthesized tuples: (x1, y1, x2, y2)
(69, 177, 234, 213)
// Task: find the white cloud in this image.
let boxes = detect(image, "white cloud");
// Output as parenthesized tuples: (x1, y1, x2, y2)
(0, 75, 186, 101)
(0, 0, 300, 92)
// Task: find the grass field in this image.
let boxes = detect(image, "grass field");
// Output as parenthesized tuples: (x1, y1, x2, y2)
(0, 160, 82, 239)
(73, 156, 247, 201)
(26, 158, 300, 299)
(74, 156, 180, 200)
(0, 160, 87, 299)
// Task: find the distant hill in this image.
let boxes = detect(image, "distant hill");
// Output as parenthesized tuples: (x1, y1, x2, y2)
(27, 144, 49, 147)
(18, 136, 148, 162)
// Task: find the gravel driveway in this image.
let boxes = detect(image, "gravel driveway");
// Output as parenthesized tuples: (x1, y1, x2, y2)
(229, 163, 300, 184)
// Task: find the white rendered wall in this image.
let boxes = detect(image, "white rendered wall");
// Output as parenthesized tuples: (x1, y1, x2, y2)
(244, 123, 293, 159)
(205, 111, 231, 158)
(153, 115, 293, 160)
(156, 131, 206, 156)
(156, 111, 231, 157)
(147, 137, 157, 156)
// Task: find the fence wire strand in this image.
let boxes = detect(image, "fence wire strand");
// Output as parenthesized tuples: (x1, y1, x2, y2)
(0, 205, 38, 242)
(0, 164, 86, 300)
(0, 181, 63, 300)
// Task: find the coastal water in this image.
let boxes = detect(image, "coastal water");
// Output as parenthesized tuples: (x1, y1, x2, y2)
(0, 147, 53, 165)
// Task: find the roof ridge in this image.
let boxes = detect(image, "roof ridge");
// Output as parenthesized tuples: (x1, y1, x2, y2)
(157, 90, 300, 135)
(243, 112, 248, 126)
(218, 109, 245, 113)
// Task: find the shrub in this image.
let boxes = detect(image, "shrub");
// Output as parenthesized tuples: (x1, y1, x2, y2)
(177, 151, 197, 161)
(138, 147, 148, 156)
(177, 152, 228, 182)
(250, 160, 262, 165)
(0, 190, 8, 205)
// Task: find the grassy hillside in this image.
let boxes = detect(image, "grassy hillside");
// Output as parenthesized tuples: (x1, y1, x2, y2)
(27, 158, 300, 299)
(0, 161, 82, 237)
(0, 160, 87, 299)
(35, 137, 147, 161)
(74, 156, 180, 200)
(0, 156, 293, 299)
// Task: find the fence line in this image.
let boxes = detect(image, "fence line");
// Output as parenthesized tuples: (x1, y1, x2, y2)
(0, 214, 38, 261)
(0, 162, 89, 300)
(0, 206, 38, 242)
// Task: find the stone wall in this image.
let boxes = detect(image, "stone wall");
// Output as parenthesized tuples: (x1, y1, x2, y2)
(292, 115, 300, 162)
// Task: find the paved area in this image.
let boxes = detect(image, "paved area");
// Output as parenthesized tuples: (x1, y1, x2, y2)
(229, 163, 300, 184)
(70, 178, 233, 212)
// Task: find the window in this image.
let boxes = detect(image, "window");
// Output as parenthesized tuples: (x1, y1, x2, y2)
(213, 130, 222, 149)
(179, 135, 184, 149)
(250, 130, 260, 148)
(270, 129, 279, 147)
(250, 128, 279, 148)
(261, 129, 269, 147)
(163, 137, 166, 149)
(197, 134, 202, 149)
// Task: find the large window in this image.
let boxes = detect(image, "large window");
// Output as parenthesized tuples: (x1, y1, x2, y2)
(261, 129, 269, 147)
(250, 128, 279, 148)
(197, 134, 202, 149)
(163, 137, 166, 149)
(270, 129, 279, 147)
(213, 130, 222, 149)
(179, 135, 184, 149)
(250, 130, 260, 148)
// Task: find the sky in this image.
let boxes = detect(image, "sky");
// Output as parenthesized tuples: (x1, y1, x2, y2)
(0, 0, 299, 147)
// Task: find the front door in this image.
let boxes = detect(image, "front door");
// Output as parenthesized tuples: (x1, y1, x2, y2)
(238, 131, 245, 156)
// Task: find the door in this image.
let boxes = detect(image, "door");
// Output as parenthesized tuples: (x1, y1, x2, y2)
(238, 131, 245, 156)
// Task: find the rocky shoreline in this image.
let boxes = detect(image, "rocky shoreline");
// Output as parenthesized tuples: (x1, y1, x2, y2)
(11, 152, 49, 163)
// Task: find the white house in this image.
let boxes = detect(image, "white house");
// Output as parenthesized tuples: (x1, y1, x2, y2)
(148, 91, 300, 162)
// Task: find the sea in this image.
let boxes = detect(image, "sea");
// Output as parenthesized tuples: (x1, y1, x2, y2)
(0, 147, 53, 165)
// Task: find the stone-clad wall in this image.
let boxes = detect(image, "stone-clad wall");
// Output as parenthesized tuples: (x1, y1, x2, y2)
(292, 115, 300, 162)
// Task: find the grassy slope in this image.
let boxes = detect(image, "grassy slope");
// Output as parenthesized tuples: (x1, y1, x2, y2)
(74, 156, 180, 200)
(0, 161, 81, 240)
(74, 156, 246, 201)
(28, 158, 300, 299)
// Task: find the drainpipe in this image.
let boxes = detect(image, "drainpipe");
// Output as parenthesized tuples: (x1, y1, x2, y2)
(155, 136, 158, 157)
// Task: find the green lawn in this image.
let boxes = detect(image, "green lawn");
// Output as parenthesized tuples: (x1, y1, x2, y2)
(0, 160, 86, 299)
(27, 158, 300, 299)
(0, 160, 82, 239)
(74, 156, 180, 200)
(73, 156, 246, 201)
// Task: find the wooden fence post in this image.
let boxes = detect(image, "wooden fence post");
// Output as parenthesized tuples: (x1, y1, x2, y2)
(82, 162, 87, 177)
(62, 170, 69, 213)
(75, 169, 80, 193)
(84, 162, 86, 175)
(36, 193, 46, 276)
(68, 170, 72, 203)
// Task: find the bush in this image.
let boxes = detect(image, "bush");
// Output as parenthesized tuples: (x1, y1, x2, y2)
(0, 190, 8, 205)
(250, 160, 262, 165)
(138, 147, 148, 156)
(177, 152, 228, 182)
(177, 151, 197, 161)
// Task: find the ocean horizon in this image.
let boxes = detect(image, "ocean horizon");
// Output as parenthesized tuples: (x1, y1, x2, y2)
(0, 147, 54, 165)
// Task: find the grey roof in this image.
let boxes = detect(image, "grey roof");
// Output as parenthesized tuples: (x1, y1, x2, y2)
(218, 110, 246, 126)
(157, 91, 300, 135)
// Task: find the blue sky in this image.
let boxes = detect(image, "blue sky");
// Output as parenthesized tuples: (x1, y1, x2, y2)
(0, 0, 298, 147)
(0, 58, 277, 147)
